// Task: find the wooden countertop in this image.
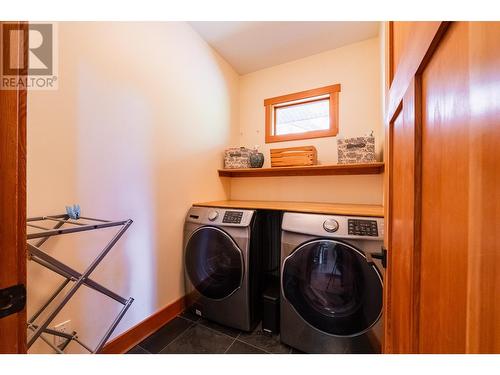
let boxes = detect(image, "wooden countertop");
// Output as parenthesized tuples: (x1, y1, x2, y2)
(193, 200, 384, 218)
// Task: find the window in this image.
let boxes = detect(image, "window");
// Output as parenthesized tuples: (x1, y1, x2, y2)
(264, 84, 340, 143)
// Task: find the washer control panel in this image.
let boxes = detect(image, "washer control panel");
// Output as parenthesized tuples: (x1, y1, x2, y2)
(282, 212, 384, 240)
(222, 211, 244, 224)
(348, 219, 378, 237)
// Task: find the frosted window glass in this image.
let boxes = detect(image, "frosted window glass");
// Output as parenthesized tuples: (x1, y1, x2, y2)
(275, 99, 329, 135)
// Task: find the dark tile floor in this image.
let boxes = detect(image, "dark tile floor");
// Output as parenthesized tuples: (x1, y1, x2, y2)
(127, 310, 298, 354)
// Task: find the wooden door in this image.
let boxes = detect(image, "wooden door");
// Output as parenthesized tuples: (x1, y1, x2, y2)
(0, 21, 28, 354)
(462, 22, 500, 353)
(384, 21, 500, 353)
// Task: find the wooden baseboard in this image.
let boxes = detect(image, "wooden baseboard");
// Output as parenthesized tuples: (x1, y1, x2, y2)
(100, 296, 186, 354)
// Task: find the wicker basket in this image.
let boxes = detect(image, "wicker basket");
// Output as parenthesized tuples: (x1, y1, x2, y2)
(224, 147, 252, 169)
(337, 136, 376, 164)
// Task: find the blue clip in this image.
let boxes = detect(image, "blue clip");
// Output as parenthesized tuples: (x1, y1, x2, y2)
(65, 204, 81, 220)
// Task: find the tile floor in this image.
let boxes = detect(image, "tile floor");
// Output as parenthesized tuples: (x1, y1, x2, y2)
(126, 310, 302, 354)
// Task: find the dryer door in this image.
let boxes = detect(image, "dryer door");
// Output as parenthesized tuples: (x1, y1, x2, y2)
(282, 239, 382, 336)
(185, 227, 243, 300)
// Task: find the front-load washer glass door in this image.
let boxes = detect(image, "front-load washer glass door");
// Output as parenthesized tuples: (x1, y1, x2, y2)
(185, 227, 243, 300)
(282, 240, 382, 336)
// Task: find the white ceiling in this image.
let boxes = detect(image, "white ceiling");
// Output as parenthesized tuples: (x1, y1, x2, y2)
(189, 22, 379, 75)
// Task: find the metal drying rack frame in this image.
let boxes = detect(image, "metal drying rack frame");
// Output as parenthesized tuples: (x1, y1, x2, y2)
(26, 214, 134, 354)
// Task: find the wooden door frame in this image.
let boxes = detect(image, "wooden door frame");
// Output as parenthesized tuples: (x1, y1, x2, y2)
(383, 21, 450, 353)
(0, 21, 28, 354)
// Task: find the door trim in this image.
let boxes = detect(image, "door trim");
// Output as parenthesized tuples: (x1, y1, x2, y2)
(0, 21, 28, 354)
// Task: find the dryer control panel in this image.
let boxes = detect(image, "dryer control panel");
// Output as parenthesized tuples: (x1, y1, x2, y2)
(186, 206, 254, 227)
(222, 211, 244, 224)
(348, 219, 378, 237)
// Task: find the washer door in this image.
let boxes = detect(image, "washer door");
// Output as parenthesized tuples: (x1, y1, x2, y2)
(282, 239, 382, 336)
(185, 227, 243, 300)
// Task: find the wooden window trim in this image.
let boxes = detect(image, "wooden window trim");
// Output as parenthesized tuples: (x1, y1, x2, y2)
(264, 84, 341, 143)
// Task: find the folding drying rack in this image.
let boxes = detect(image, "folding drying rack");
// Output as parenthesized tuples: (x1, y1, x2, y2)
(26, 214, 134, 354)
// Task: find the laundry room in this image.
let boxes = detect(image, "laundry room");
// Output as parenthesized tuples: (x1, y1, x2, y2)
(1, 2, 499, 371)
(19, 20, 385, 355)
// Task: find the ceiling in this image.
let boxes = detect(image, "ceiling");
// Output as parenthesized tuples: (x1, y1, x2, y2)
(189, 22, 379, 75)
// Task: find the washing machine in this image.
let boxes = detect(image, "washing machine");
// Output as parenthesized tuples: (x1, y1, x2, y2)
(280, 212, 384, 353)
(183, 206, 262, 331)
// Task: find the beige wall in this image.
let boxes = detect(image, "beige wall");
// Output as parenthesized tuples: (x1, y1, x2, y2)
(232, 37, 383, 204)
(27, 22, 239, 353)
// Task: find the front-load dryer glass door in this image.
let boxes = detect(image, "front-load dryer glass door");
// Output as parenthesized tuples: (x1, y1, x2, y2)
(282, 240, 382, 336)
(185, 227, 243, 300)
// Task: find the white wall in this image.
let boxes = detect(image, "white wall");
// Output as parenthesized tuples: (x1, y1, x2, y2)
(27, 22, 239, 353)
(232, 37, 383, 204)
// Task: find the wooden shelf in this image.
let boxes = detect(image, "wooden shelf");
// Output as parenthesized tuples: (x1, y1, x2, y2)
(218, 162, 384, 178)
(194, 200, 384, 217)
